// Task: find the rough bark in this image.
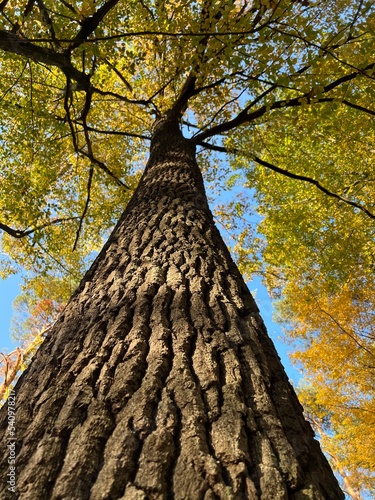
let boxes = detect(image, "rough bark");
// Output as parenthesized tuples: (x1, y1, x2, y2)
(0, 118, 343, 499)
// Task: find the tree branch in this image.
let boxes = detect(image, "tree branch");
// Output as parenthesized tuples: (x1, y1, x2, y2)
(0, 217, 80, 239)
(251, 155, 375, 220)
(317, 304, 375, 359)
(62, 85, 130, 189)
(24, 29, 299, 43)
(0, 59, 28, 102)
(74, 124, 150, 140)
(91, 85, 149, 106)
(167, 73, 197, 121)
(36, 0, 60, 48)
(341, 99, 375, 117)
(0, 29, 90, 90)
(198, 141, 375, 221)
(193, 60, 375, 142)
(102, 58, 133, 92)
(0, 0, 10, 13)
(68, 0, 121, 51)
(272, 24, 374, 81)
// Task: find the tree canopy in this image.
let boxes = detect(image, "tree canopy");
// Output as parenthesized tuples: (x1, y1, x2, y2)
(0, 0, 374, 495)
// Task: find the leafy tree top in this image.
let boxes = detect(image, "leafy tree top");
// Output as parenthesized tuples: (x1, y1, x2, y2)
(0, 0, 373, 285)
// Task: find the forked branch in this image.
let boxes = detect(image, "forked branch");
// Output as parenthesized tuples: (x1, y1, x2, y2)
(193, 61, 375, 142)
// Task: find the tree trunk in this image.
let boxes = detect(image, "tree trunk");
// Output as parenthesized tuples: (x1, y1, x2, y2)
(0, 118, 343, 499)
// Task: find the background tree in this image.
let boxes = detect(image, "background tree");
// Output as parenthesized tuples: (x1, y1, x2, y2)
(0, 276, 67, 403)
(0, 0, 374, 497)
(297, 382, 374, 499)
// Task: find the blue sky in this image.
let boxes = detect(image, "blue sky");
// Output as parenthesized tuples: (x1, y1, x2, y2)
(248, 276, 301, 385)
(0, 273, 22, 354)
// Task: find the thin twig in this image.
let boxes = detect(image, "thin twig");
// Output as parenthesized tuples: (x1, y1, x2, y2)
(103, 58, 133, 92)
(79, 125, 150, 140)
(317, 304, 375, 359)
(0, 60, 28, 102)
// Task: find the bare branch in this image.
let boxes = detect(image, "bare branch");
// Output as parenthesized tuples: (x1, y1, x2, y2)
(272, 23, 375, 80)
(59, 0, 79, 17)
(23, 25, 344, 43)
(60, 83, 131, 189)
(28, 60, 36, 141)
(22, 0, 36, 19)
(0, 59, 28, 102)
(250, 155, 375, 220)
(0, 222, 27, 238)
(63, 77, 80, 152)
(35, 240, 81, 277)
(0, 0, 10, 13)
(77, 124, 150, 140)
(77, 147, 129, 189)
(168, 74, 197, 121)
(192, 88, 247, 138)
(91, 85, 149, 106)
(103, 58, 133, 92)
(317, 304, 375, 359)
(341, 99, 375, 117)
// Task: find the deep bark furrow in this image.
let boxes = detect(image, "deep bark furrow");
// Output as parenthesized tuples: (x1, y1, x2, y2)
(130, 288, 176, 497)
(186, 281, 234, 491)
(196, 273, 217, 341)
(163, 389, 182, 500)
(16, 307, 125, 498)
(52, 402, 115, 500)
